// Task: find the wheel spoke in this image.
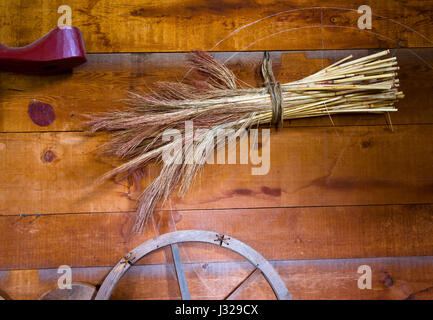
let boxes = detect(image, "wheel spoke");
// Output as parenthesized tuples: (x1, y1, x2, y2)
(170, 243, 191, 300)
(224, 268, 262, 300)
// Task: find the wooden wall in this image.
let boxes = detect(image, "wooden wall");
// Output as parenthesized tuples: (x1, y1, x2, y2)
(0, 0, 433, 300)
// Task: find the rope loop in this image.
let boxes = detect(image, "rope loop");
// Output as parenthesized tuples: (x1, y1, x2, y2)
(261, 52, 283, 128)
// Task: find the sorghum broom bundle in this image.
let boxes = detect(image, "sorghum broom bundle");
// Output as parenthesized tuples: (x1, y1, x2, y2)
(87, 50, 404, 232)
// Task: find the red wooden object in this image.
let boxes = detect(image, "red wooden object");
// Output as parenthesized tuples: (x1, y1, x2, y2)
(0, 27, 87, 74)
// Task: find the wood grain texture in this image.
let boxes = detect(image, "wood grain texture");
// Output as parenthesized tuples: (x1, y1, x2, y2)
(2, 1, 433, 301)
(1, 124, 433, 215)
(1, 49, 433, 132)
(1, 1, 433, 53)
(40, 282, 97, 300)
(1, 205, 432, 270)
(1, 257, 432, 300)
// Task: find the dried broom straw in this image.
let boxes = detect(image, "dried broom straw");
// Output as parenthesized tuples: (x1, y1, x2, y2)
(87, 50, 404, 232)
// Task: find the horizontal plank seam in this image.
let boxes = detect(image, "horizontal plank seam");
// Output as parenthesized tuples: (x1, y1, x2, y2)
(69, 46, 433, 54)
(2, 256, 433, 273)
(0, 130, 84, 134)
(3, 122, 433, 135)
(3, 202, 433, 218)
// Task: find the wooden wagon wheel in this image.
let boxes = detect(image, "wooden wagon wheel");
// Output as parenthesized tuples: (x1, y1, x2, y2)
(95, 230, 291, 300)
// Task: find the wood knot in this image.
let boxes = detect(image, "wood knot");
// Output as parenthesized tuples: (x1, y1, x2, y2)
(382, 273, 394, 287)
(28, 101, 55, 127)
(361, 140, 372, 148)
(43, 150, 56, 163)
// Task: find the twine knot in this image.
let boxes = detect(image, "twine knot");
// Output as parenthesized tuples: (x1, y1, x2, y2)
(261, 52, 283, 128)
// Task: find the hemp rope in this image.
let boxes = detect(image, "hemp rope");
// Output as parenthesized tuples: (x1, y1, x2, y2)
(261, 52, 284, 128)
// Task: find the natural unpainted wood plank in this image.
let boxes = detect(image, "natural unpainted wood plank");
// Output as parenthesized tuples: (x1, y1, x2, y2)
(1, 124, 433, 215)
(1, 49, 433, 132)
(1, 0, 432, 302)
(1, 257, 432, 300)
(1, 1, 433, 53)
(0, 132, 132, 215)
(1, 205, 432, 270)
(40, 282, 97, 300)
